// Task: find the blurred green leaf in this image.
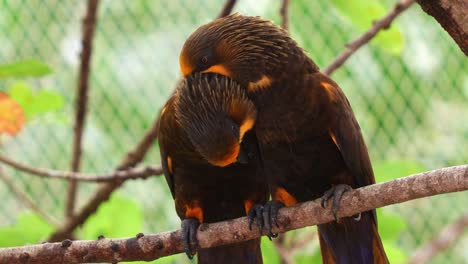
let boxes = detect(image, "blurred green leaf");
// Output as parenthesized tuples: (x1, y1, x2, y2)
(261, 237, 281, 264)
(295, 249, 322, 264)
(0, 59, 52, 78)
(8, 82, 64, 118)
(374, 159, 426, 182)
(330, 0, 404, 54)
(377, 210, 406, 241)
(81, 194, 144, 239)
(381, 241, 408, 263)
(0, 212, 53, 247)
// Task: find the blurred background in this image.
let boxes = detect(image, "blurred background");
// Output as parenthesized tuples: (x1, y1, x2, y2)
(0, 0, 466, 263)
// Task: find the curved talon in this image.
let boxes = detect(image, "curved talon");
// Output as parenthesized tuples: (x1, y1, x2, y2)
(247, 204, 264, 232)
(320, 184, 353, 221)
(262, 200, 284, 240)
(181, 218, 200, 259)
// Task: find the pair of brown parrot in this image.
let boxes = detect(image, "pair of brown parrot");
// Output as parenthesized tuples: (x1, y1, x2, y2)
(158, 14, 388, 264)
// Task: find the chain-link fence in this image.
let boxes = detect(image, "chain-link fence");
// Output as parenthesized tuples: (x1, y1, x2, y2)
(0, 0, 466, 263)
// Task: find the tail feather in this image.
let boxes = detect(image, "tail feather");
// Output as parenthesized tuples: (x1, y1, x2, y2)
(197, 238, 263, 264)
(318, 211, 388, 264)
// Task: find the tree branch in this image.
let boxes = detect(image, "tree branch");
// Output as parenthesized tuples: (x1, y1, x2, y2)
(67, 0, 100, 218)
(0, 167, 59, 226)
(0, 155, 162, 182)
(48, 114, 161, 242)
(280, 0, 289, 30)
(323, 0, 415, 75)
(407, 213, 468, 264)
(416, 0, 468, 55)
(218, 0, 237, 18)
(2, 165, 466, 263)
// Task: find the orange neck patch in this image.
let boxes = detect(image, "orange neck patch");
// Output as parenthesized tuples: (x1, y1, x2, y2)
(209, 143, 240, 167)
(239, 116, 255, 141)
(201, 64, 231, 77)
(248, 75, 272, 91)
(179, 52, 194, 76)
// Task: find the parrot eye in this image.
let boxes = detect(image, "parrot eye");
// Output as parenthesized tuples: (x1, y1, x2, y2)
(200, 56, 209, 64)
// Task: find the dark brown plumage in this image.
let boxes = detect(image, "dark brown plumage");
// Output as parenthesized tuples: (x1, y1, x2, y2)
(180, 14, 389, 264)
(158, 73, 267, 263)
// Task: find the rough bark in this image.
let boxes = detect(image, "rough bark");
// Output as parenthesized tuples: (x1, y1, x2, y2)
(416, 0, 468, 55)
(1, 165, 466, 264)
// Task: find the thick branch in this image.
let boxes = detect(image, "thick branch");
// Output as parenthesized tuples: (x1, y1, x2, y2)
(218, 0, 237, 18)
(407, 213, 468, 264)
(323, 0, 414, 75)
(0, 155, 161, 182)
(0, 167, 59, 226)
(48, 114, 161, 242)
(416, 0, 468, 55)
(280, 0, 289, 30)
(3, 165, 466, 263)
(67, 0, 100, 217)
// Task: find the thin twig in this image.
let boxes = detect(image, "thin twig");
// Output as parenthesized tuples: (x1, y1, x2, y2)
(280, 0, 289, 30)
(218, 0, 237, 18)
(2, 165, 467, 263)
(0, 155, 161, 182)
(0, 167, 59, 226)
(323, 0, 415, 75)
(274, 236, 294, 264)
(48, 114, 161, 242)
(407, 213, 468, 264)
(67, 0, 100, 218)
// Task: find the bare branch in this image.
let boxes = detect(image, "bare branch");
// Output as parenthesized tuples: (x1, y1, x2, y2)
(416, 0, 468, 55)
(2, 165, 466, 263)
(48, 114, 161, 242)
(407, 213, 468, 264)
(0, 155, 161, 182)
(280, 0, 289, 30)
(323, 0, 415, 75)
(67, 0, 101, 217)
(0, 167, 59, 226)
(218, 0, 237, 18)
(274, 236, 294, 264)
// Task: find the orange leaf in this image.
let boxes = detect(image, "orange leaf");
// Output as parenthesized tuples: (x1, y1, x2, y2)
(0, 91, 25, 135)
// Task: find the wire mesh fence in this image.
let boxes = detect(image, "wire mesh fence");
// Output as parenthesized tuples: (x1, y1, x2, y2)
(0, 0, 466, 263)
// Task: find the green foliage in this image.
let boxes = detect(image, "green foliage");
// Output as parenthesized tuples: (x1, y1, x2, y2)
(295, 249, 322, 264)
(81, 194, 144, 239)
(261, 237, 281, 264)
(374, 159, 426, 182)
(377, 210, 408, 263)
(329, 0, 404, 54)
(0, 212, 53, 247)
(7, 82, 64, 119)
(0, 59, 52, 79)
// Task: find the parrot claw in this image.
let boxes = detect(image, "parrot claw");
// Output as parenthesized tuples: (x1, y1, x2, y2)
(247, 204, 265, 233)
(262, 200, 284, 240)
(181, 218, 200, 259)
(320, 184, 353, 221)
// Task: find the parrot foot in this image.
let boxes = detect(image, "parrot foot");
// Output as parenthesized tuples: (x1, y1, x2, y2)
(320, 184, 353, 221)
(247, 204, 265, 234)
(262, 200, 285, 240)
(181, 218, 200, 259)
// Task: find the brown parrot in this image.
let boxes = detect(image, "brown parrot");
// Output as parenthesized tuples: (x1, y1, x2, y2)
(158, 73, 268, 263)
(179, 14, 389, 264)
